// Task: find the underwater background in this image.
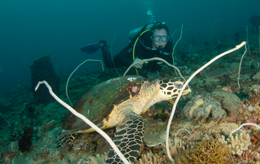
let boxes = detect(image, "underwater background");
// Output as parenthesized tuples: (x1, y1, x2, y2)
(1, 0, 260, 164)
(0, 0, 259, 91)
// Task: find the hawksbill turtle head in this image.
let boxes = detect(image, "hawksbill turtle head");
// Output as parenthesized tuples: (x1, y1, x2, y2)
(140, 78, 191, 103)
(135, 78, 191, 115)
(157, 79, 191, 100)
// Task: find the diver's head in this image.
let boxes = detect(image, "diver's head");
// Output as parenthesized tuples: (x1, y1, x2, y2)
(150, 22, 169, 49)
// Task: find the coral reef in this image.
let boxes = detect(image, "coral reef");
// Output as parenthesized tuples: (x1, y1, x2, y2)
(0, 98, 11, 113)
(182, 91, 241, 121)
(252, 71, 260, 81)
(211, 91, 241, 116)
(204, 68, 227, 79)
(251, 131, 260, 150)
(160, 136, 234, 164)
(30, 55, 60, 105)
(182, 94, 226, 120)
(249, 84, 260, 111)
(161, 138, 188, 161)
(138, 150, 168, 164)
(1, 31, 260, 163)
(11, 127, 33, 152)
(178, 139, 233, 164)
(86, 153, 106, 164)
(219, 130, 251, 156)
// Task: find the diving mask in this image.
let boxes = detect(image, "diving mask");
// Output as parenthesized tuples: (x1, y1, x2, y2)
(151, 35, 169, 43)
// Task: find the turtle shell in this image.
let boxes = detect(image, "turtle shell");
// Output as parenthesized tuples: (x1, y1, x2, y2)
(61, 75, 145, 133)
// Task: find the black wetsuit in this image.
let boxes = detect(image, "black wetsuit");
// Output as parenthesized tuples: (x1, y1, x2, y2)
(101, 29, 173, 72)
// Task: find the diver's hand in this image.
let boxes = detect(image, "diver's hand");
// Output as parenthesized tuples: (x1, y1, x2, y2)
(133, 58, 144, 69)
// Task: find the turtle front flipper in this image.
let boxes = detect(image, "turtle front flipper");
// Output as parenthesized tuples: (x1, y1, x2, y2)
(105, 113, 144, 164)
(56, 133, 78, 148)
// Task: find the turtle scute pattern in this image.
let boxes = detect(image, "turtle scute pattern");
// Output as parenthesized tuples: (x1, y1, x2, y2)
(159, 79, 190, 98)
(105, 113, 145, 164)
(56, 133, 78, 148)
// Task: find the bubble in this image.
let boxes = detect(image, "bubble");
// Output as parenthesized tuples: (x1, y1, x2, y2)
(147, 9, 152, 16)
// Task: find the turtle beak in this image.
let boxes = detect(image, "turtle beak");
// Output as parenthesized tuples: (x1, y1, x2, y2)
(181, 85, 191, 96)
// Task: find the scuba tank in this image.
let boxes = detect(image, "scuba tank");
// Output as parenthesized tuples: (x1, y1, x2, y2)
(128, 24, 154, 41)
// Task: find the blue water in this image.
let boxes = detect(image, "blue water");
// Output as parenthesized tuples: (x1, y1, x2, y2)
(0, 0, 259, 92)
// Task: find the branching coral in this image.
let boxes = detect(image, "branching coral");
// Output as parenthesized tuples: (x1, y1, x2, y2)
(138, 150, 169, 164)
(179, 139, 233, 164)
(161, 137, 233, 163)
(86, 153, 106, 164)
(162, 138, 188, 161)
(219, 130, 251, 156)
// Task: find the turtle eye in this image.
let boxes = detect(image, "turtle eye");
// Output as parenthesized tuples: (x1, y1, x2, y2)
(174, 82, 183, 89)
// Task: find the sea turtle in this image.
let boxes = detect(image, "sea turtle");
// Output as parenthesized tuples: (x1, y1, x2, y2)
(56, 75, 191, 163)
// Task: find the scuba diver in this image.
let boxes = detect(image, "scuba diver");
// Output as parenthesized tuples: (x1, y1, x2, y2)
(81, 21, 173, 71)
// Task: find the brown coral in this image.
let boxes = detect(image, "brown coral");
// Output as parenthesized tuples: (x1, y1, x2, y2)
(178, 139, 233, 164)
(251, 132, 260, 150)
(249, 85, 260, 111)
